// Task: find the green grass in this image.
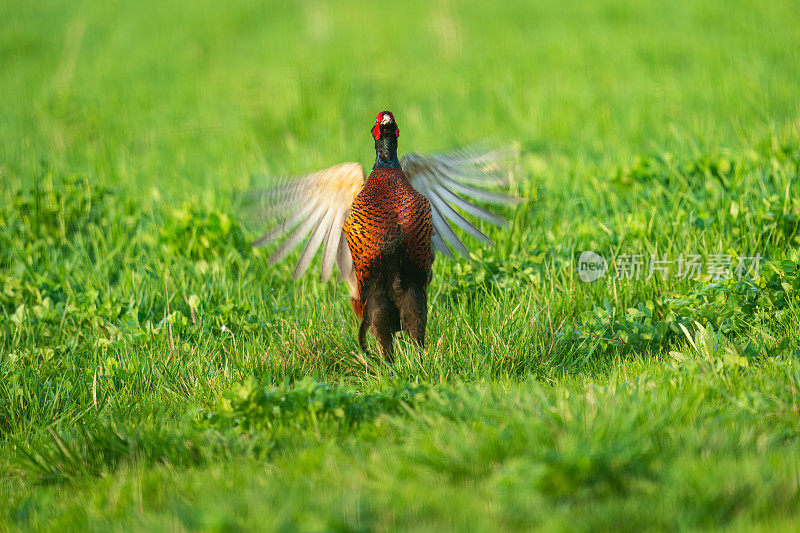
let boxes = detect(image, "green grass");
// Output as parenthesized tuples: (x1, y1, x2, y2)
(1, 0, 800, 529)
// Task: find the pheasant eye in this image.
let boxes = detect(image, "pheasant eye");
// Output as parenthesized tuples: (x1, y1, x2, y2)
(374, 112, 383, 123)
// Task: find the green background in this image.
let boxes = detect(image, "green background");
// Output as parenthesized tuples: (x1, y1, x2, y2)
(1, 0, 799, 529)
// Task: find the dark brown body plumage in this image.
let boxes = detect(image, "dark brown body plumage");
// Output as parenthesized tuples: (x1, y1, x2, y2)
(343, 167, 434, 360)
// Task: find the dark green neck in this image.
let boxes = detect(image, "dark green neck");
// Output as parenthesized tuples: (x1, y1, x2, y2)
(373, 133, 400, 169)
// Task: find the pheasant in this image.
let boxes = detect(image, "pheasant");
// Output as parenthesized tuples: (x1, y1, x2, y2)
(252, 111, 521, 360)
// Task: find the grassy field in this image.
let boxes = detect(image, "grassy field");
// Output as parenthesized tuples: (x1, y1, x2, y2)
(1, 0, 800, 530)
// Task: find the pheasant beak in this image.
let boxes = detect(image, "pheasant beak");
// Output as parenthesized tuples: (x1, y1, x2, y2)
(380, 113, 393, 125)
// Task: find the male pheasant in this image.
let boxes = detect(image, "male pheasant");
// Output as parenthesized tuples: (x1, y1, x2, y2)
(252, 111, 520, 360)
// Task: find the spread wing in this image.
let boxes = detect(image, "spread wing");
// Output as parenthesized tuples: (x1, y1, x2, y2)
(250, 162, 364, 286)
(401, 147, 523, 259)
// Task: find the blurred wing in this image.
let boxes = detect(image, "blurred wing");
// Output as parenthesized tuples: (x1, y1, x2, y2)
(401, 146, 522, 258)
(250, 162, 364, 283)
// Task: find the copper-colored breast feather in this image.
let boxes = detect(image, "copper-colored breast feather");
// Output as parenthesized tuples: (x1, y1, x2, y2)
(343, 168, 434, 296)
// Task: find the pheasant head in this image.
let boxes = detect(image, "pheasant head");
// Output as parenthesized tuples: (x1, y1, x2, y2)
(371, 111, 401, 169)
